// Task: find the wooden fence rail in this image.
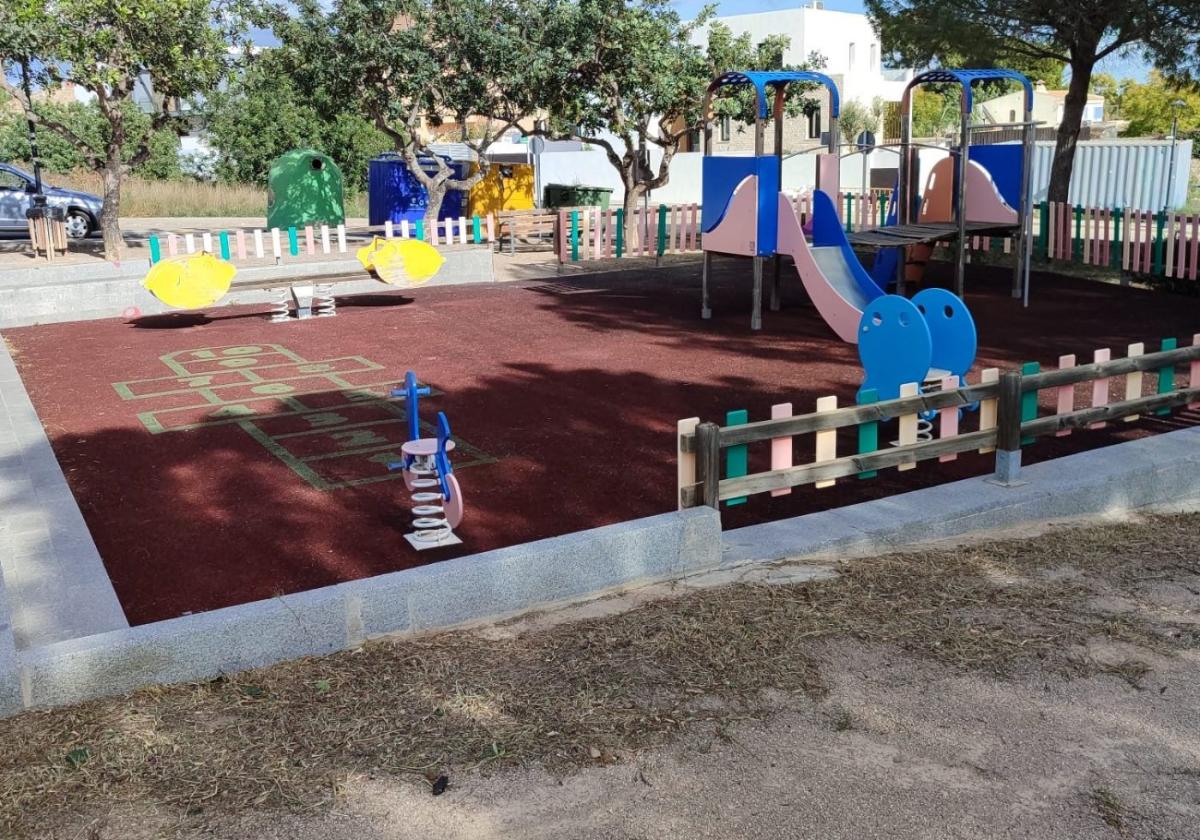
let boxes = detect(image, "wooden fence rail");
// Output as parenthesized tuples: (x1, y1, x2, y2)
(677, 338, 1200, 510)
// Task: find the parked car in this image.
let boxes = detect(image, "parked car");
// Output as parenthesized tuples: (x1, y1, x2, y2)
(0, 163, 103, 239)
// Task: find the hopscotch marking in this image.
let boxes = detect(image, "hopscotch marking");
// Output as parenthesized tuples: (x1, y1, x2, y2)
(112, 344, 494, 491)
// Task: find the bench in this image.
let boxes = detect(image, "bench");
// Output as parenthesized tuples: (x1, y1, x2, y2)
(496, 207, 596, 254)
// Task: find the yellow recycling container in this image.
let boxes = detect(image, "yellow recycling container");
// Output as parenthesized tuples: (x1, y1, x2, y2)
(467, 163, 535, 217)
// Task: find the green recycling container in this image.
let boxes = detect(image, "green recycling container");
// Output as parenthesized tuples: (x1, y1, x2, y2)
(542, 184, 613, 210)
(266, 148, 345, 230)
(571, 186, 613, 210)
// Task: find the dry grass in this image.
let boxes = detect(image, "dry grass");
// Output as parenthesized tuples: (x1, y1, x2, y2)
(1, 514, 1197, 837)
(39, 169, 369, 218)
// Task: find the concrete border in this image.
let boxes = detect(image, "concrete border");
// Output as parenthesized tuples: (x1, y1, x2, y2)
(0, 246, 495, 328)
(0, 339, 127, 650)
(11, 507, 721, 712)
(2, 425, 1200, 715)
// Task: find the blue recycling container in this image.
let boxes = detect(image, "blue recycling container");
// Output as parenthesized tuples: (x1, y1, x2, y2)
(368, 153, 468, 226)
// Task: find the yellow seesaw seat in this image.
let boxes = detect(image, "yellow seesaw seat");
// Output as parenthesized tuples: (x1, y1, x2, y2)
(142, 252, 237, 309)
(357, 237, 445, 287)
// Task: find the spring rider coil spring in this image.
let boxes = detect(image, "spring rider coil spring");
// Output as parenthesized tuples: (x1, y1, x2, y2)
(313, 282, 337, 317)
(267, 287, 291, 322)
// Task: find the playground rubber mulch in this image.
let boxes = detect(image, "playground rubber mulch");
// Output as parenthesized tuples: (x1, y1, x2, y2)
(4, 260, 1198, 624)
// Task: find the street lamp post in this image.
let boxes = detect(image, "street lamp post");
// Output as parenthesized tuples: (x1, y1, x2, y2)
(1164, 98, 1186, 211)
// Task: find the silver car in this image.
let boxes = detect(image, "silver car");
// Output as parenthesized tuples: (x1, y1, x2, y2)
(0, 163, 104, 239)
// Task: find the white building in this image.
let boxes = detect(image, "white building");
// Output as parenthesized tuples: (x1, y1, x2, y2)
(692, 2, 913, 150)
(978, 81, 1105, 126)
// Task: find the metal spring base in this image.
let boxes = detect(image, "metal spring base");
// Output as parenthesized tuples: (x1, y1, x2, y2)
(267, 287, 290, 322)
(402, 458, 462, 550)
(314, 283, 336, 317)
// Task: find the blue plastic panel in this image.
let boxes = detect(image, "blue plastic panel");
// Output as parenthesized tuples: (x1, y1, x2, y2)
(857, 295, 934, 402)
(966, 144, 1022, 211)
(753, 157, 780, 256)
(911, 288, 977, 379)
(701, 156, 759, 233)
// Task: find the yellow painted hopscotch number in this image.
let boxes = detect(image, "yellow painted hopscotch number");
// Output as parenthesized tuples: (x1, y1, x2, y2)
(111, 343, 493, 491)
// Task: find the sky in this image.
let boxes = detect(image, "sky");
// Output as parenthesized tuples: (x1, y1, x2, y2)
(669, 0, 1154, 82)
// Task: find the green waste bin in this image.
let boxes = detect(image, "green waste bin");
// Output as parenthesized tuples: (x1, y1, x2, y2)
(543, 184, 613, 210)
(266, 148, 345, 230)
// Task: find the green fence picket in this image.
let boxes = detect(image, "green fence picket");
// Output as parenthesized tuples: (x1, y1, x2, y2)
(657, 204, 667, 257)
(857, 388, 879, 479)
(472, 215, 482, 244)
(218, 231, 231, 260)
(148, 235, 161, 265)
(1156, 337, 1178, 415)
(725, 409, 748, 506)
(1020, 361, 1040, 445)
(287, 226, 299, 256)
(615, 209, 625, 258)
(844, 194, 853, 233)
(569, 211, 579, 261)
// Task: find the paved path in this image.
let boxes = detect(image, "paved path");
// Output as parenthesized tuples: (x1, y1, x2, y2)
(0, 339, 127, 649)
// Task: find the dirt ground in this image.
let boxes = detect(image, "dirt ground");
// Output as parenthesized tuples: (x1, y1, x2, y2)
(3, 511, 1198, 840)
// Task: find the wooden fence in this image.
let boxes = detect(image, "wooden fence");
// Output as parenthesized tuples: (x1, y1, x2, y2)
(1038, 202, 1200, 280)
(677, 336, 1200, 510)
(143, 214, 498, 267)
(556, 194, 1200, 285)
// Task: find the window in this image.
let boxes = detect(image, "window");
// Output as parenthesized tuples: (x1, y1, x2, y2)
(720, 116, 731, 142)
(687, 128, 702, 152)
(870, 44, 877, 72)
(0, 170, 27, 191)
(807, 110, 822, 140)
(848, 43, 856, 69)
(1009, 109, 1016, 122)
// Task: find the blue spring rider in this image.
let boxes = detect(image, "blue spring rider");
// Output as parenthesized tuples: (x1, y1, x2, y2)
(389, 370, 464, 549)
(857, 288, 977, 402)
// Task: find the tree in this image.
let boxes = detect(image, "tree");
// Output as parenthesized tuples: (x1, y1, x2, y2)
(910, 87, 958, 138)
(203, 49, 390, 190)
(532, 1, 824, 241)
(0, 101, 182, 178)
(1116, 71, 1200, 140)
(0, 0, 242, 259)
(274, 0, 539, 226)
(838, 100, 877, 145)
(866, 0, 1200, 203)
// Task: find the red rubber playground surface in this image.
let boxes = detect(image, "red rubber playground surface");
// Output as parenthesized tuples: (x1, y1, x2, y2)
(5, 261, 1198, 625)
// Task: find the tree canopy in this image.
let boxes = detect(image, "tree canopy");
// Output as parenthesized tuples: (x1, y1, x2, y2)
(0, 0, 243, 257)
(866, 0, 1200, 201)
(530, 0, 825, 233)
(203, 49, 390, 190)
(274, 0, 542, 222)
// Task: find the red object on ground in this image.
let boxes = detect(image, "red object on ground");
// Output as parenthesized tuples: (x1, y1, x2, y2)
(5, 262, 1197, 624)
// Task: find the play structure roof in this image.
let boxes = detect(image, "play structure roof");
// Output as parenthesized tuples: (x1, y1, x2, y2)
(708, 70, 842, 120)
(906, 69, 1034, 113)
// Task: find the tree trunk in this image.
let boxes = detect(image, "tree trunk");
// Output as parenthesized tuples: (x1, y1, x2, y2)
(1047, 57, 1096, 203)
(622, 180, 645, 250)
(423, 183, 447, 239)
(99, 162, 123, 262)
